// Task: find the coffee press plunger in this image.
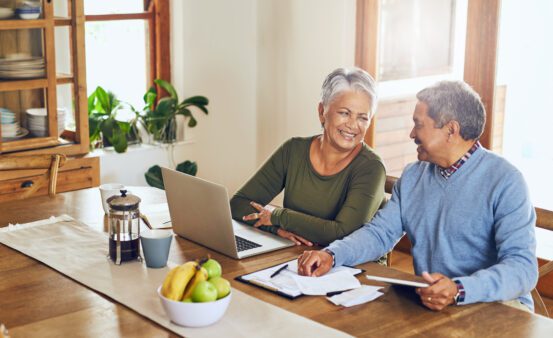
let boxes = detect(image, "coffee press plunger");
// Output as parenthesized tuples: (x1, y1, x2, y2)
(107, 190, 142, 264)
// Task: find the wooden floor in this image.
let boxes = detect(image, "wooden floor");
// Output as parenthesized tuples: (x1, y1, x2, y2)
(390, 249, 553, 316)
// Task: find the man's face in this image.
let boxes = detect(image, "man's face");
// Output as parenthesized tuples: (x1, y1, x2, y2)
(409, 101, 450, 164)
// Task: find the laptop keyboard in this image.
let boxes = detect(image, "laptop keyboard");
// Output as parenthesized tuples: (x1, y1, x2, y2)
(235, 235, 262, 252)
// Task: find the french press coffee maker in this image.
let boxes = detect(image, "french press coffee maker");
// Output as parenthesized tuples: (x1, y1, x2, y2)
(107, 190, 142, 264)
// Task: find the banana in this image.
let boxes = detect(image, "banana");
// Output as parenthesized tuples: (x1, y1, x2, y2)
(161, 261, 198, 300)
(181, 266, 208, 300)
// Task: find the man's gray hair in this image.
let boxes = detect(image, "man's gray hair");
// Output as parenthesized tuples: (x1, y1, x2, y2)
(416, 81, 485, 140)
(321, 67, 378, 117)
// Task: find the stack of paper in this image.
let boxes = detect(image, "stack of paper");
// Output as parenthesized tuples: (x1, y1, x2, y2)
(326, 285, 384, 307)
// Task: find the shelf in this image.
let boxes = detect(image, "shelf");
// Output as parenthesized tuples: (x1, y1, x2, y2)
(56, 73, 73, 85)
(0, 19, 47, 30)
(0, 78, 48, 92)
(54, 17, 72, 26)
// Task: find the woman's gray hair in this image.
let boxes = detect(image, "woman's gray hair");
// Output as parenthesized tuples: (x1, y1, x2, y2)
(321, 67, 378, 117)
(416, 81, 485, 140)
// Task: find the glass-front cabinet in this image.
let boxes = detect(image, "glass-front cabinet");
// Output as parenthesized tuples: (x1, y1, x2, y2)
(0, 0, 88, 155)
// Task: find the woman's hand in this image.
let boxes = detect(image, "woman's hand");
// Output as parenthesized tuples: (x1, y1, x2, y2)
(243, 201, 313, 246)
(276, 228, 313, 246)
(242, 201, 273, 227)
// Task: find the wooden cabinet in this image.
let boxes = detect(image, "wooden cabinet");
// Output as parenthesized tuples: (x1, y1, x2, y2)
(0, 0, 98, 197)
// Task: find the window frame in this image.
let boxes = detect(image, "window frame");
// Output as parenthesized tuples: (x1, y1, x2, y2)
(83, 0, 171, 92)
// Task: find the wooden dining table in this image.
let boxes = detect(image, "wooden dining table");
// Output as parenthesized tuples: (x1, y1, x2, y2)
(1, 186, 553, 337)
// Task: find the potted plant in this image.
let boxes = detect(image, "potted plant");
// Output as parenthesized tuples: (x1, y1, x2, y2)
(88, 86, 141, 153)
(141, 79, 209, 188)
(141, 79, 209, 143)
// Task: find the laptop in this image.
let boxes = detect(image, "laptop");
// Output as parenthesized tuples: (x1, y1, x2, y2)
(161, 167, 294, 259)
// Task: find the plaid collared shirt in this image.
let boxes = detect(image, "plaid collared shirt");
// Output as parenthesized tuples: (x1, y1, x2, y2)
(439, 141, 481, 179)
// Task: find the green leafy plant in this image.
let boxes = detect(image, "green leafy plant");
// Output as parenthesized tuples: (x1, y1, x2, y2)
(141, 79, 209, 143)
(88, 86, 140, 153)
(145, 160, 198, 190)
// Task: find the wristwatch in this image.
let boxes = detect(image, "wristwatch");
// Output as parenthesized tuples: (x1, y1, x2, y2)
(453, 280, 465, 304)
(323, 249, 336, 267)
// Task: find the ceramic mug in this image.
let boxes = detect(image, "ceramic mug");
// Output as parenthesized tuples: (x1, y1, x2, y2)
(99, 183, 126, 214)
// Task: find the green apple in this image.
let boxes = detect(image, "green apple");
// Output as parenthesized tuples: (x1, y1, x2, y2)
(182, 298, 193, 303)
(191, 281, 218, 303)
(202, 259, 222, 279)
(209, 276, 231, 299)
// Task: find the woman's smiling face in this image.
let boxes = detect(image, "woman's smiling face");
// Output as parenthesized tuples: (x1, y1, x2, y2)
(319, 90, 372, 152)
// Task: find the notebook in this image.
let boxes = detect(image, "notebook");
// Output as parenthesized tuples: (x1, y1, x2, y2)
(236, 258, 363, 299)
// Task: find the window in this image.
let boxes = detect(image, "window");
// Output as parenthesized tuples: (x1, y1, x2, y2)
(357, 0, 467, 177)
(51, 0, 170, 120)
(493, 1, 553, 210)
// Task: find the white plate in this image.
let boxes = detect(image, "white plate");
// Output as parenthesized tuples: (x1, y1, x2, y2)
(2, 127, 28, 141)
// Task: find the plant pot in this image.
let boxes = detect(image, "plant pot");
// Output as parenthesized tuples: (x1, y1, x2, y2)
(154, 116, 177, 143)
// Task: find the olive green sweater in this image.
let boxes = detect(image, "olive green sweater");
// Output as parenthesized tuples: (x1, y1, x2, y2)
(230, 136, 386, 246)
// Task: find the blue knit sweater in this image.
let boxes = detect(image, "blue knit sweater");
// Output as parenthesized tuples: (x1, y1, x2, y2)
(328, 146, 538, 309)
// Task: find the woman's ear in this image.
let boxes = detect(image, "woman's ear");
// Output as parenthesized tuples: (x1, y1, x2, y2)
(318, 102, 325, 125)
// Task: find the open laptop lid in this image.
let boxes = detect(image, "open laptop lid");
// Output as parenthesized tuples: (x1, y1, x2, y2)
(161, 167, 240, 258)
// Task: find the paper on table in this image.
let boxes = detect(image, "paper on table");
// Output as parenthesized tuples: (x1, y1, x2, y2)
(327, 285, 384, 307)
(240, 259, 362, 298)
(293, 270, 361, 296)
(140, 203, 172, 228)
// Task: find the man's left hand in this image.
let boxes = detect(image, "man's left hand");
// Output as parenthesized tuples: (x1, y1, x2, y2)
(416, 272, 458, 311)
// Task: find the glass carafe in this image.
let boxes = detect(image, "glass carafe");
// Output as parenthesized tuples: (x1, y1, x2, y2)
(107, 190, 141, 264)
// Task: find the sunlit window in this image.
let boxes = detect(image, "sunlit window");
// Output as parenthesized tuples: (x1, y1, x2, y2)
(494, 0, 553, 210)
(84, 0, 150, 118)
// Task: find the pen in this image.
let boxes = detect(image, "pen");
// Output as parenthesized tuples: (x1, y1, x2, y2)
(270, 264, 288, 278)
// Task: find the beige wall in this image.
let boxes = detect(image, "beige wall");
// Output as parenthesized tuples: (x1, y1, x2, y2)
(170, 0, 356, 194)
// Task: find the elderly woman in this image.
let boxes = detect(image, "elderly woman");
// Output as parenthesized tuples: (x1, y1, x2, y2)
(230, 67, 386, 247)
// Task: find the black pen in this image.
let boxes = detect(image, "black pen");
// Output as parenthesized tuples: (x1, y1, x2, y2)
(270, 264, 288, 278)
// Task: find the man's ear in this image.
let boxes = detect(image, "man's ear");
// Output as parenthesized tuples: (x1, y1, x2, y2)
(446, 120, 460, 136)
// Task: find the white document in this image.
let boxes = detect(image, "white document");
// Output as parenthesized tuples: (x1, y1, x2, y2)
(141, 203, 172, 228)
(292, 270, 361, 295)
(327, 285, 384, 307)
(365, 275, 429, 288)
(240, 259, 362, 298)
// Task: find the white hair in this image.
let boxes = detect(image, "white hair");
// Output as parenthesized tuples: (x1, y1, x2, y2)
(321, 67, 378, 117)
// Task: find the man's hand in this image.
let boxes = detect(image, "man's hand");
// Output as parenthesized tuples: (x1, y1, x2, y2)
(297, 250, 333, 277)
(416, 272, 458, 311)
(242, 201, 272, 227)
(277, 228, 313, 246)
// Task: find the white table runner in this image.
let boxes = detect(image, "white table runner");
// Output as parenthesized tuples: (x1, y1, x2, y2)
(0, 215, 351, 338)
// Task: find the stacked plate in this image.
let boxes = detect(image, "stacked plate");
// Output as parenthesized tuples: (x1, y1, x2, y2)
(1, 107, 28, 141)
(26, 107, 65, 137)
(0, 56, 45, 79)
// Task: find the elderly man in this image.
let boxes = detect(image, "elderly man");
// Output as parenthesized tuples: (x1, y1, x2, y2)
(298, 81, 538, 312)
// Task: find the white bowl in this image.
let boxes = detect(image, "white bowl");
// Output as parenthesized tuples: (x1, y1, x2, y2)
(157, 286, 231, 327)
(0, 7, 14, 19)
(18, 12, 40, 20)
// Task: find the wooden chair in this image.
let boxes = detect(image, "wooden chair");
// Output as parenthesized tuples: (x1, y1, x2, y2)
(384, 175, 398, 267)
(0, 154, 66, 198)
(532, 207, 553, 317)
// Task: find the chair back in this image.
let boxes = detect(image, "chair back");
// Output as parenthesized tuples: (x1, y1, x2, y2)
(532, 207, 553, 317)
(0, 154, 66, 198)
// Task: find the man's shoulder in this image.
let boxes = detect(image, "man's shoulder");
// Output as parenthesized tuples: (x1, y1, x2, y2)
(475, 147, 522, 177)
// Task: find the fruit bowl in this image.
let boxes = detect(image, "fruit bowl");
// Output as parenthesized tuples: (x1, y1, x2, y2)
(157, 286, 231, 327)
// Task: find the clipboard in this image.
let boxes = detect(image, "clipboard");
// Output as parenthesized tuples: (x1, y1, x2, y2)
(235, 258, 364, 300)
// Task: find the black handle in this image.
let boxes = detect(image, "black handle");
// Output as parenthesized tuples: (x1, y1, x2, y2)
(21, 180, 34, 188)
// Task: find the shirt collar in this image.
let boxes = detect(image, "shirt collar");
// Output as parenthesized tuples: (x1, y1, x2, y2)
(439, 141, 481, 179)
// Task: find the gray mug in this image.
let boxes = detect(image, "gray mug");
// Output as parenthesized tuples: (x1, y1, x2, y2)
(140, 230, 173, 268)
